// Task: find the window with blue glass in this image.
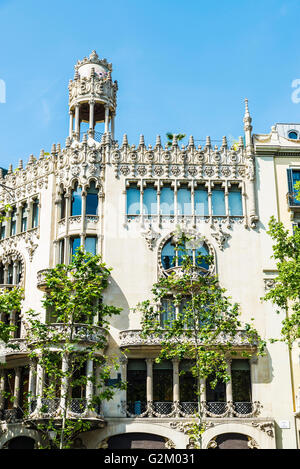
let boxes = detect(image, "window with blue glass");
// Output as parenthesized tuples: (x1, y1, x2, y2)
(70, 237, 81, 258)
(160, 298, 176, 327)
(85, 236, 97, 256)
(86, 181, 98, 215)
(0, 212, 6, 239)
(161, 237, 210, 273)
(143, 185, 157, 215)
(228, 186, 243, 216)
(32, 199, 39, 228)
(21, 204, 28, 232)
(212, 187, 225, 216)
(126, 185, 140, 215)
(161, 239, 176, 269)
(10, 207, 17, 236)
(60, 192, 66, 220)
(160, 186, 174, 215)
(195, 185, 208, 216)
(288, 130, 298, 140)
(287, 169, 300, 206)
(177, 186, 191, 215)
(71, 184, 82, 216)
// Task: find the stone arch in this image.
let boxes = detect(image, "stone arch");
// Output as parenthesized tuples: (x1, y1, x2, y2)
(0, 248, 25, 286)
(0, 428, 41, 449)
(202, 423, 275, 450)
(87, 422, 189, 450)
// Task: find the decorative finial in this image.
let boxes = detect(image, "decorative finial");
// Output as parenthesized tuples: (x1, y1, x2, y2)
(122, 134, 128, 147)
(205, 136, 211, 147)
(8, 164, 13, 174)
(138, 135, 145, 147)
(188, 136, 195, 147)
(155, 135, 161, 147)
(51, 144, 56, 155)
(39, 149, 45, 159)
(172, 134, 178, 146)
(28, 154, 35, 165)
(18, 159, 23, 169)
(222, 136, 227, 148)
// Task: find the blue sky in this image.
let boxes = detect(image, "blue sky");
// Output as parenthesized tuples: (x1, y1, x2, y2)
(1, 0, 300, 168)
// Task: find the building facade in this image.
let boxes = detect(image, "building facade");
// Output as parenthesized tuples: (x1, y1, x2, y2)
(0, 51, 298, 449)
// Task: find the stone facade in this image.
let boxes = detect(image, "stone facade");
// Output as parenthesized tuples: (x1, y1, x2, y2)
(0, 51, 298, 449)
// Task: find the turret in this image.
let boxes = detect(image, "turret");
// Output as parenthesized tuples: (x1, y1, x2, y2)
(68, 51, 118, 142)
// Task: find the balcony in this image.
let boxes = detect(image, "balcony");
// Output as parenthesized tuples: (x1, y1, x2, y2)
(36, 269, 51, 290)
(0, 338, 28, 357)
(27, 323, 108, 347)
(123, 400, 261, 419)
(287, 191, 300, 212)
(25, 398, 104, 428)
(119, 329, 258, 351)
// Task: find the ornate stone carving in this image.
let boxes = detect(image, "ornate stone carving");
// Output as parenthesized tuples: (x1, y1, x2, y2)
(211, 224, 231, 250)
(141, 225, 160, 250)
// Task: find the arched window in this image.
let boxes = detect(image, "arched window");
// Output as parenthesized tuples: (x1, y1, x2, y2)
(288, 130, 298, 140)
(71, 184, 82, 216)
(161, 237, 210, 272)
(86, 181, 98, 215)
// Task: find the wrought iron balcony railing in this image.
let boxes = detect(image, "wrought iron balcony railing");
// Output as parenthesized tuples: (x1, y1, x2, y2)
(124, 400, 261, 419)
(27, 398, 102, 420)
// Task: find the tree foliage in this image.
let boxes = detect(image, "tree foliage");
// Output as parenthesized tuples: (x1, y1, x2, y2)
(263, 216, 300, 347)
(1, 249, 125, 449)
(166, 132, 186, 148)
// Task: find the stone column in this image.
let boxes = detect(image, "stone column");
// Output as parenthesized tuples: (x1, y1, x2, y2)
(89, 100, 95, 138)
(226, 359, 233, 402)
(207, 181, 213, 226)
(5, 208, 12, 238)
(172, 359, 180, 403)
(104, 105, 110, 133)
(69, 110, 73, 137)
(80, 190, 87, 247)
(3, 262, 8, 285)
(0, 370, 5, 410)
(60, 353, 69, 413)
(145, 358, 153, 403)
(12, 260, 18, 285)
(74, 104, 80, 139)
(36, 362, 44, 411)
(16, 204, 22, 234)
(190, 181, 195, 227)
(174, 182, 178, 225)
(86, 359, 94, 406)
(28, 359, 37, 409)
(13, 367, 21, 409)
(27, 198, 33, 230)
(111, 112, 115, 140)
(224, 181, 230, 226)
(250, 357, 258, 402)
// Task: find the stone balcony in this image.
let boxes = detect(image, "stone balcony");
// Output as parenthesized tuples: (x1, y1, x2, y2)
(28, 323, 108, 348)
(0, 338, 28, 358)
(36, 269, 51, 290)
(119, 329, 257, 351)
(57, 215, 99, 237)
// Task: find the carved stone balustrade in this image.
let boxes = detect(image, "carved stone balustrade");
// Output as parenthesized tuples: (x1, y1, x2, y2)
(37, 268, 51, 291)
(119, 329, 258, 351)
(0, 338, 28, 357)
(27, 323, 108, 348)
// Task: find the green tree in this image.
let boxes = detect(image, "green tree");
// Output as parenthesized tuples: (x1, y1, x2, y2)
(135, 232, 265, 448)
(166, 132, 186, 148)
(263, 216, 300, 347)
(0, 287, 23, 344)
(1, 249, 125, 449)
